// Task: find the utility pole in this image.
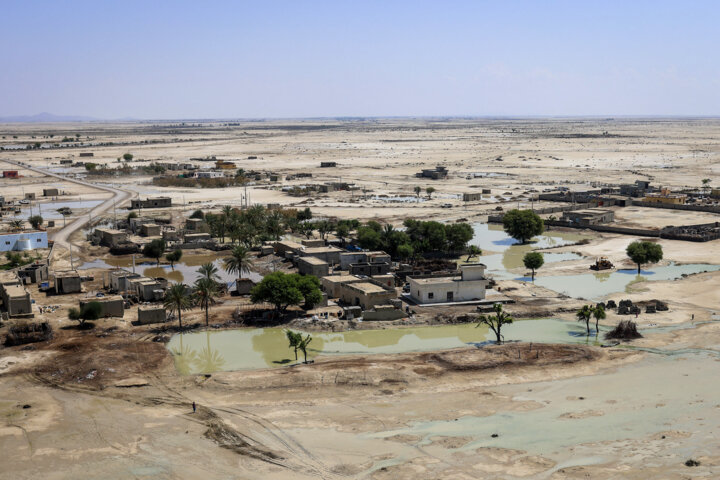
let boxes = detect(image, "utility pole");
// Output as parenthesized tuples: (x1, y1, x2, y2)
(69, 243, 74, 270)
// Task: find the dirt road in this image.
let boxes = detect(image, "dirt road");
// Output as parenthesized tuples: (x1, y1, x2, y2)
(3, 159, 133, 261)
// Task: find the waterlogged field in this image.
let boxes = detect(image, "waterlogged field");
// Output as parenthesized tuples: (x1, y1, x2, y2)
(167, 318, 608, 374)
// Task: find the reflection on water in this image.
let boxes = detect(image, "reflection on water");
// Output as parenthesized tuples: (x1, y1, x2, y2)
(79, 253, 262, 286)
(471, 223, 586, 254)
(170, 331, 227, 375)
(532, 263, 720, 301)
(167, 319, 605, 374)
(471, 223, 585, 276)
(471, 223, 719, 300)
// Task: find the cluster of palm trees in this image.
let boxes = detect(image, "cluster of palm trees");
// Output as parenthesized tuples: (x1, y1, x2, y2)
(576, 304, 606, 336)
(163, 245, 255, 329)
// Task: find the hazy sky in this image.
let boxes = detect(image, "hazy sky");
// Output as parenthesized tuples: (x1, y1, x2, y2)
(1, 1, 718, 118)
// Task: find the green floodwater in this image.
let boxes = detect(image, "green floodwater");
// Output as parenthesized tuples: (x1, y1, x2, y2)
(79, 253, 262, 287)
(166, 319, 607, 374)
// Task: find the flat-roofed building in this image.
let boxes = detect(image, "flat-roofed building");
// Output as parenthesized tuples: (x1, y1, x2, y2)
(321, 274, 362, 298)
(54, 271, 82, 294)
(408, 264, 488, 304)
(0, 273, 33, 317)
(130, 197, 172, 209)
(337, 281, 396, 310)
(0, 231, 49, 252)
(80, 295, 124, 318)
(562, 209, 615, 226)
(94, 228, 127, 248)
(297, 256, 329, 277)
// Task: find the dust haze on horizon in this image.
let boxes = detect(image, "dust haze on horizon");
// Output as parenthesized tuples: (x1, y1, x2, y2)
(2, 0, 719, 119)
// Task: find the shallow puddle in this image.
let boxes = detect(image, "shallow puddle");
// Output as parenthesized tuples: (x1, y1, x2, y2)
(167, 319, 608, 374)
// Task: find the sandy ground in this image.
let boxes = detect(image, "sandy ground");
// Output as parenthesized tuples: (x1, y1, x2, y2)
(1, 118, 720, 478)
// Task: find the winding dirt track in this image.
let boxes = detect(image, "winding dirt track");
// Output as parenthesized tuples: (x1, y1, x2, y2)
(3, 159, 133, 258)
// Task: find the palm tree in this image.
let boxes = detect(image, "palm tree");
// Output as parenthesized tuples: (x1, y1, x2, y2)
(224, 245, 254, 278)
(194, 277, 219, 326)
(576, 305, 593, 336)
(164, 283, 192, 329)
(9, 219, 24, 232)
(476, 303, 513, 344)
(197, 262, 220, 283)
(592, 304, 606, 335)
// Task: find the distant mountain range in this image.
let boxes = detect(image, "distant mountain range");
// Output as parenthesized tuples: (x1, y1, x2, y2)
(0, 112, 99, 123)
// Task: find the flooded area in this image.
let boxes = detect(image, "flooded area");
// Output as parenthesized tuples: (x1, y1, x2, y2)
(79, 253, 262, 286)
(532, 263, 720, 301)
(167, 319, 607, 374)
(370, 352, 720, 462)
(471, 223, 720, 299)
(471, 223, 587, 254)
(20, 199, 104, 219)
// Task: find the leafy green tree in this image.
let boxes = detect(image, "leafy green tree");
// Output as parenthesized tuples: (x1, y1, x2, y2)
(297, 333, 313, 363)
(316, 220, 334, 240)
(123, 153, 133, 161)
(626, 240, 663, 274)
(285, 330, 302, 360)
(165, 249, 183, 270)
(297, 207, 313, 221)
(502, 209, 544, 244)
(335, 223, 350, 244)
(28, 215, 43, 230)
(414, 186, 421, 198)
(300, 222, 315, 239)
(224, 245, 254, 278)
(523, 251, 544, 280)
(68, 301, 103, 327)
(84, 163, 97, 171)
(250, 272, 321, 314)
(296, 275, 323, 309)
(142, 239, 166, 265)
(397, 243, 414, 261)
(592, 304, 606, 334)
(576, 305, 593, 336)
(426, 186, 436, 199)
(127, 211, 138, 221)
(466, 245, 482, 262)
(189, 209, 205, 219)
(477, 303, 513, 344)
(356, 225, 383, 250)
(164, 283, 192, 329)
(702, 178, 711, 194)
(446, 223, 474, 252)
(194, 277, 219, 326)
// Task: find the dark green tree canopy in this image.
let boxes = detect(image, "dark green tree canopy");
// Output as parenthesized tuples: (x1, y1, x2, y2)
(251, 272, 322, 313)
(626, 240, 663, 273)
(523, 251, 544, 279)
(502, 209, 544, 244)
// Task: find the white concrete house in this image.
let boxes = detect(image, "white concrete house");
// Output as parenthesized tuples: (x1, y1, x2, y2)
(407, 264, 488, 304)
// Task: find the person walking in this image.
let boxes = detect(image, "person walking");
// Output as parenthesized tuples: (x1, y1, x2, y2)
(192, 401, 196, 413)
